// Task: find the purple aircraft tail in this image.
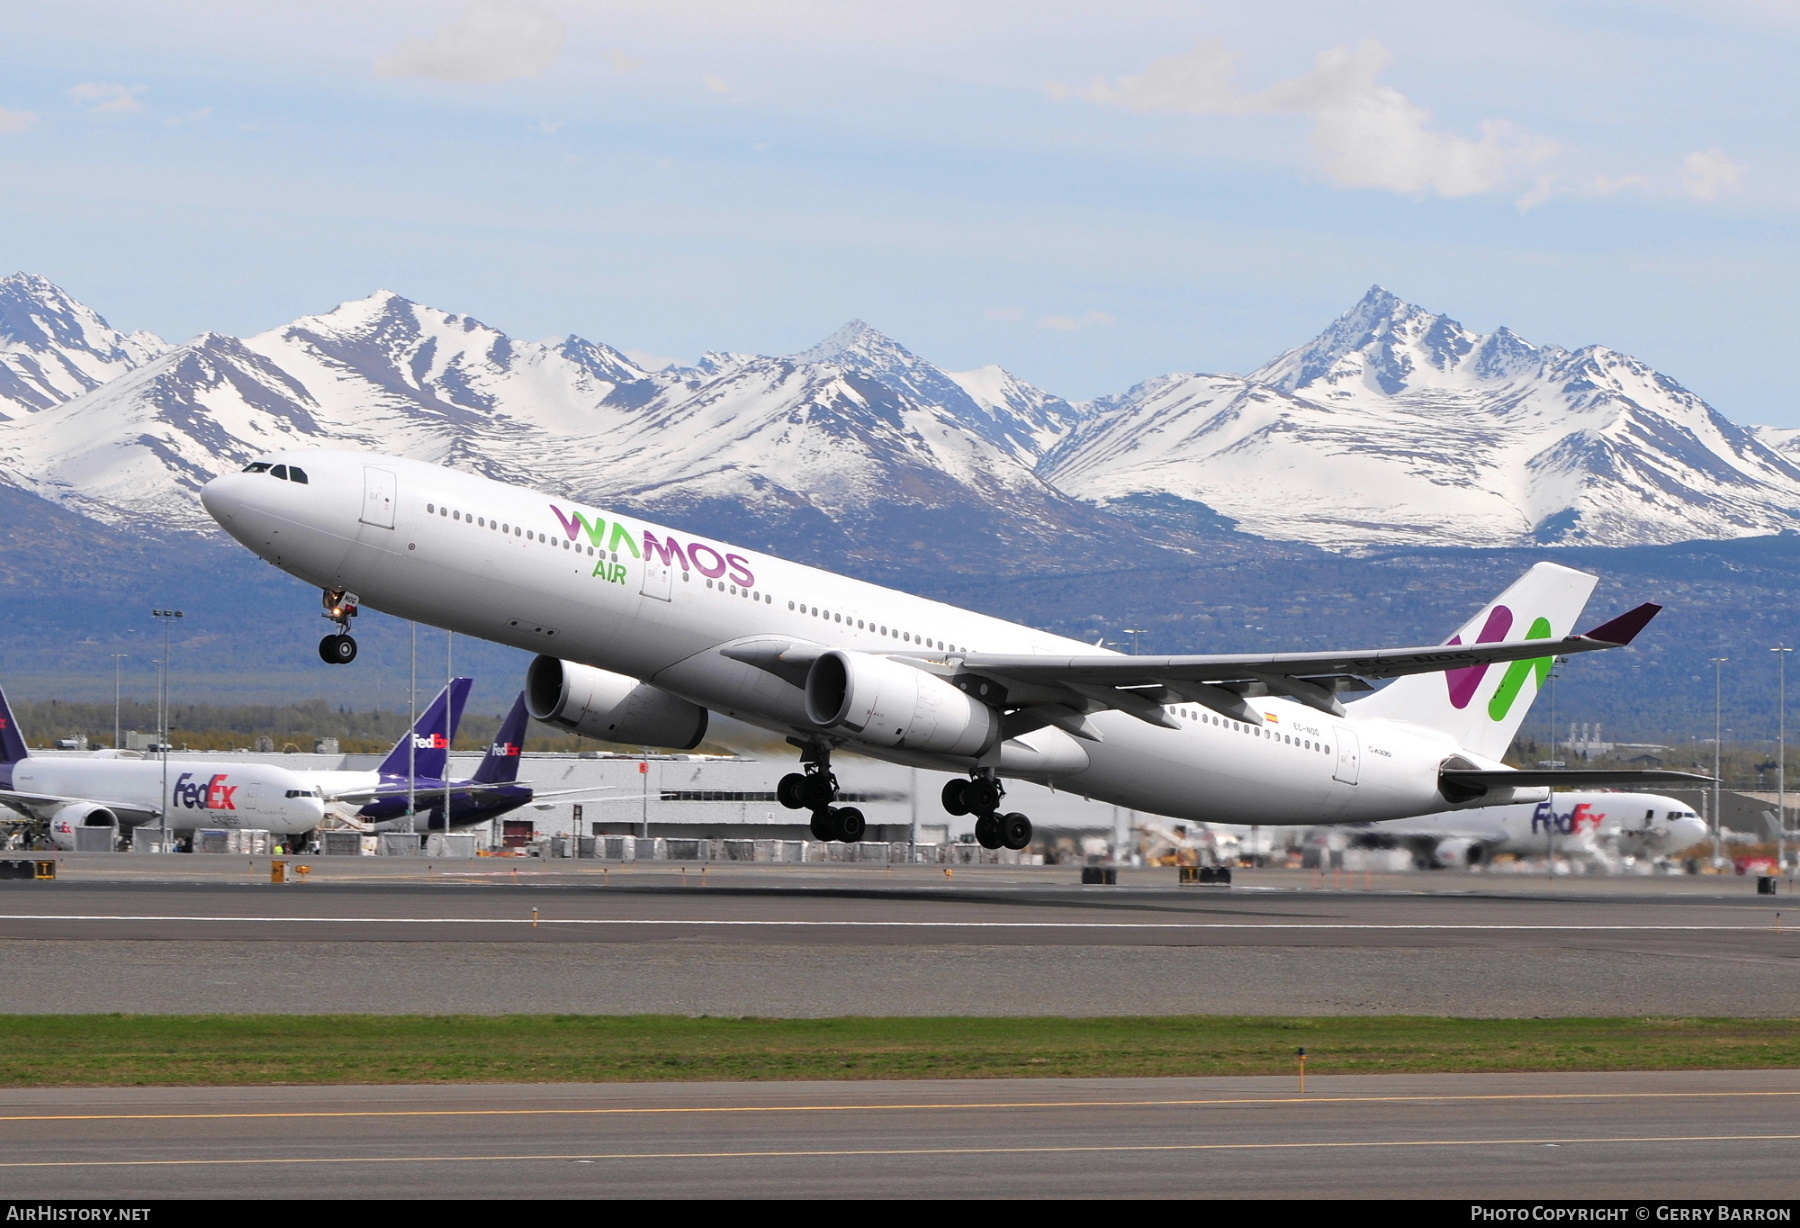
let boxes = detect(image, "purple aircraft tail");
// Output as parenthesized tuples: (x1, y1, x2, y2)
(377, 677, 473, 781)
(0, 683, 30, 766)
(472, 693, 528, 784)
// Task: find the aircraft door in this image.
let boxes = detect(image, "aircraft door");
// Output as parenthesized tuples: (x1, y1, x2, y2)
(640, 555, 673, 601)
(1332, 726, 1361, 785)
(235, 781, 261, 827)
(360, 467, 397, 529)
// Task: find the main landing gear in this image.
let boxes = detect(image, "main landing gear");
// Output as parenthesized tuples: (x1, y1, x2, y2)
(318, 588, 360, 665)
(942, 772, 1033, 851)
(776, 742, 866, 843)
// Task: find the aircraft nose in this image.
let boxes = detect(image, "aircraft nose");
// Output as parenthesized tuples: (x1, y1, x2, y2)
(200, 472, 248, 525)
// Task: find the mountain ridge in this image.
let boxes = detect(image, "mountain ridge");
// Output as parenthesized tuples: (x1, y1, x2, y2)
(1, 276, 1794, 557)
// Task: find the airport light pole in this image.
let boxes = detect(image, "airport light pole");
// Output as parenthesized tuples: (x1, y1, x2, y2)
(1711, 656, 1727, 866)
(111, 654, 125, 751)
(1122, 629, 1148, 656)
(151, 610, 183, 845)
(407, 621, 417, 837)
(445, 629, 453, 842)
(1775, 647, 1792, 873)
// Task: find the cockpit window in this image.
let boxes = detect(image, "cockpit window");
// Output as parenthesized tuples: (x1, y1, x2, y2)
(242, 462, 271, 474)
(287, 466, 308, 484)
(270, 464, 289, 480)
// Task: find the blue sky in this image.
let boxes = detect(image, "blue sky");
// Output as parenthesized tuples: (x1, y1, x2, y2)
(1, 1, 1794, 420)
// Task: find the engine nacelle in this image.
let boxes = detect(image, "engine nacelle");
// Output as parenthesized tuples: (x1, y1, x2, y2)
(47, 803, 119, 852)
(1431, 837, 1479, 869)
(805, 650, 999, 757)
(525, 656, 709, 750)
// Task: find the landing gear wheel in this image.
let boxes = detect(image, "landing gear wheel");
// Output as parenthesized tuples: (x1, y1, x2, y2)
(777, 773, 808, 810)
(1000, 812, 1033, 851)
(809, 810, 834, 842)
(833, 806, 866, 843)
(319, 634, 358, 665)
(974, 813, 1003, 850)
(799, 773, 836, 810)
(941, 779, 970, 816)
(965, 778, 1002, 815)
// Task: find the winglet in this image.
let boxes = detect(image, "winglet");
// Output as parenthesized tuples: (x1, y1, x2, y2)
(1580, 602, 1662, 646)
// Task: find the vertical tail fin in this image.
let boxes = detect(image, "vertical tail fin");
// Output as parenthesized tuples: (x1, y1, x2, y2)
(473, 693, 528, 784)
(377, 677, 473, 780)
(0, 683, 30, 766)
(1348, 561, 1598, 760)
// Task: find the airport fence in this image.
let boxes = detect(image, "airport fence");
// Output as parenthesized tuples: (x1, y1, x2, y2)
(300, 831, 1042, 864)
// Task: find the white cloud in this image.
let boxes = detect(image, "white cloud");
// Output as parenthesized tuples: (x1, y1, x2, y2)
(1070, 36, 1244, 114)
(164, 107, 213, 128)
(0, 107, 38, 134)
(624, 348, 682, 372)
(704, 75, 732, 95)
(376, 0, 565, 84)
(1681, 148, 1745, 200)
(1059, 38, 1557, 199)
(609, 50, 641, 72)
(1037, 311, 1115, 331)
(68, 82, 145, 115)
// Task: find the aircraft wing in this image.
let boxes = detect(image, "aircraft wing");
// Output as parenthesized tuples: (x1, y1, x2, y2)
(327, 783, 630, 805)
(950, 603, 1662, 726)
(0, 789, 160, 821)
(326, 782, 528, 804)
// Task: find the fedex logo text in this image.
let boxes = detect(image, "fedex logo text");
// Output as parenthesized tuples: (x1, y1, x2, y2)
(1531, 802, 1604, 836)
(413, 733, 448, 750)
(491, 741, 520, 757)
(173, 772, 238, 810)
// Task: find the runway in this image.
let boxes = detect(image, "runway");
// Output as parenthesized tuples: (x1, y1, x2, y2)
(2, 1071, 1795, 1199)
(1, 867, 1795, 1015)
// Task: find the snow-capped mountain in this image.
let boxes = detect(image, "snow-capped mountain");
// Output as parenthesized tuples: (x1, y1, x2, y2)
(3, 274, 1796, 558)
(1044, 287, 1800, 549)
(0, 272, 166, 419)
(0, 285, 1128, 573)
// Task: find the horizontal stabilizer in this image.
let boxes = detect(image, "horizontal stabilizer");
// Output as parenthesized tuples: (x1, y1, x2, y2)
(1439, 767, 1711, 803)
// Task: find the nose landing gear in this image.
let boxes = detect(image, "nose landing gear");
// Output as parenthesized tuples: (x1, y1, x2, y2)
(777, 741, 865, 843)
(943, 772, 1032, 851)
(318, 589, 359, 665)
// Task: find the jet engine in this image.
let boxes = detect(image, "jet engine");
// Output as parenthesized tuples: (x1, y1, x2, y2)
(46, 802, 119, 852)
(805, 650, 999, 757)
(525, 656, 709, 750)
(1430, 837, 1481, 869)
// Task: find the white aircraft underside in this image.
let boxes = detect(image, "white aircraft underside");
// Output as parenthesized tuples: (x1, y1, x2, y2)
(199, 451, 1702, 838)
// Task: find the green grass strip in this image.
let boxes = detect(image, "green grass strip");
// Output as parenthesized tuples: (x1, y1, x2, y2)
(0, 1015, 1796, 1087)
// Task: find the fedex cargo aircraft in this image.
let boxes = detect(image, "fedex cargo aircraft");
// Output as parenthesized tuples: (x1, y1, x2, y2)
(201, 452, 1705, 849)
(1355, 791, 1709, 867)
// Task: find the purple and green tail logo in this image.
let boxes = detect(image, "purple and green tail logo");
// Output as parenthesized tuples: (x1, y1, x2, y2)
(1445, 605, 1555, 721)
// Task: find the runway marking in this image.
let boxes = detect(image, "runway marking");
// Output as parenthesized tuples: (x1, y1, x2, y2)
(5, 1089, 1798, 1125)
(0, 914, 1785, 932)
(4, 1133, 1799, 1169)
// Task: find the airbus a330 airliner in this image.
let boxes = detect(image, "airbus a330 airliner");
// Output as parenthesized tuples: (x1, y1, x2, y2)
(202, 452, 1704, 850)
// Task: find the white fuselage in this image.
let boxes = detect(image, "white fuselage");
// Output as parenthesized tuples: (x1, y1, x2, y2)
(202, 451, 1512, 827)
(1375, 792, 1709, 859)
(14, 757, 326, 835)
